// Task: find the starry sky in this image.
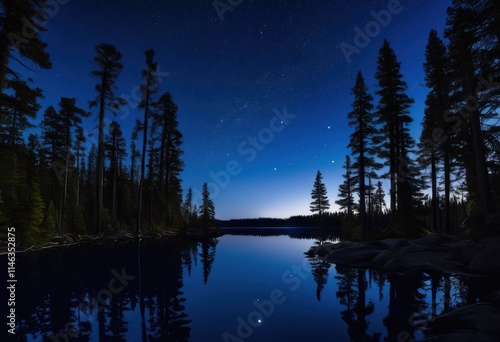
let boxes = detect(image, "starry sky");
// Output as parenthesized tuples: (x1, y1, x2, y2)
(21, 0, 452, 220)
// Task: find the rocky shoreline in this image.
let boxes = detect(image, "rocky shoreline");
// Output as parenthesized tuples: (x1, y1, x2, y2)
(0, 227, 224, 256)
(306, 233, 500, 341)
(306, 232, 500, 276)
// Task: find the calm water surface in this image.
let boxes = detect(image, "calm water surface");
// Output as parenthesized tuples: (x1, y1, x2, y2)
(9, 229, 500, 341)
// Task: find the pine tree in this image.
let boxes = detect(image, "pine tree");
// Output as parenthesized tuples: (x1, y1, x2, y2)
(0, 79, 43, 151)
(0, 0, 52, 93)
(90, 43, 125, 235)
(183, 188, 193, 226)
(130, 120, 141, 189)
(137, 49, 159, 234)
(20, 181, 45, 245)
(74, 127, 86, 208)
(153, 92, 184, 228)
(373, 181, 387, 217)
(41, 105, 66, 230)
(84, 144, 97, 230)
(41, 200, 57, 241)
(104, 121, 127, 231)
(58, 97, 88, 233)
(310, 170, 330, 226)
(347, 71, 381, 239)
(420, 29, 452, 232)
(336, 156, 358, 219)
(445, 0, 497, 231)
(199, 183, 215, 232)
(374, 40, 416, 232)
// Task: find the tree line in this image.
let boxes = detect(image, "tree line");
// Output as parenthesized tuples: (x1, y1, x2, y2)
(0, 0, 216, 245)
(311, 0, 500, 239)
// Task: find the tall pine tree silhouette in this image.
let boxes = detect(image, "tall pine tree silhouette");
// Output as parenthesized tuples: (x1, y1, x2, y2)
(419, 30, 452, 232)
(199, 183, 215, 233)
(374, 40, 415, 232)
(310, 170, 330, 227)
(90, 43, 125, 235)
(347, 72, 381, 239)
(137, 49, 159, 234)
(336, 156, 358, 221)
(446, 0, 497, 232)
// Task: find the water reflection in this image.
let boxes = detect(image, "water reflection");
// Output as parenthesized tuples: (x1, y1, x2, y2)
(335, 266, 380, 341)
(15, 238, 203, 341)
(8, 234, 500, 341)
(221, 226, 342, 241)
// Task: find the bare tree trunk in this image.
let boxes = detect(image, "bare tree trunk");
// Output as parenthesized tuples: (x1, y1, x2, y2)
(444, 150, 451, 232)
(137, 91, 150, 235)
(96, 75, 107, 235)
(431, 150, 438, 231)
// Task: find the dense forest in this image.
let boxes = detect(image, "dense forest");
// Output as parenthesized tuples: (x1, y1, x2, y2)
(0, 0, 217, 246)
(312, 0, 500, 240)
(1, 0, 499, 246)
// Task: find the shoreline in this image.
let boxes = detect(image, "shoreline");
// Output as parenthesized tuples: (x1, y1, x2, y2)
(306, 232, 500, 276)
(0, 227, 224, 256)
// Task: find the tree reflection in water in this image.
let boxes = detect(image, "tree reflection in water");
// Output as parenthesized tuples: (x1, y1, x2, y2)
(335, 265, 380, 341)
(14, 238, 211, 341)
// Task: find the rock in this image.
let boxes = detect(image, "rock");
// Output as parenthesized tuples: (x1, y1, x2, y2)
(411, 233, 453, 247)
(468, 240, 500, 274)
(487, 213, 500, 234)
(419, 331, 500, 342)
(371, 243, 427, 266)
(382, 251, 450, 273)
(304, 247, 316, 257)
(370, 238, 409, 249)
(307, 233, 500, 276)
(319, 243, 381, 266)
(427, 303, 500, 336)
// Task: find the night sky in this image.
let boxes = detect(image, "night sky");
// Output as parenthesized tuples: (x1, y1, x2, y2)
(22, 0, 452, 219)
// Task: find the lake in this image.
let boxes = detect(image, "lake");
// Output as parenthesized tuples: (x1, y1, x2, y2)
(8, 228, 500, 341)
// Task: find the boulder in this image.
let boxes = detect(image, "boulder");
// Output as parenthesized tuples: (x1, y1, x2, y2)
(427, 303, 500, 336)
(419, 331, 500, 342)
(468, 240, 500, 274)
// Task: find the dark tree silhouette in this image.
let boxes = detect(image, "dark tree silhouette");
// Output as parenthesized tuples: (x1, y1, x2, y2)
(200, 239, 218, 284)
(105, 120, 127, 231)
(308, 256, 330, 301)
(137, 49, 159, 234)
(347, 72, 381, 239)
(336, 156, 358, 220)
(445, 0, 498, 232)
(0, 79, 43, 151)
(152, 92, 184, 229)
(0, 0, 51, 93)
(310, 170, 330, 227)
(57, 97, 88, 234)
(199, 183, 215, 232)
(374, 40, 417, 234)
(420, 29, 453, 232)
(74, 126, 86, 208)
(90, 43, 125, 235)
